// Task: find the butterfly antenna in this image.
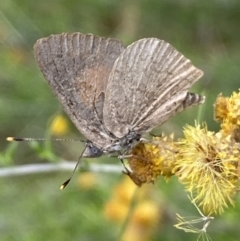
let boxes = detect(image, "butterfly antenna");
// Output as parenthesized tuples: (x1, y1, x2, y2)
(7, 136, 87, 190)
(6, 137, 85, 143)
(60, 144, 88, 190)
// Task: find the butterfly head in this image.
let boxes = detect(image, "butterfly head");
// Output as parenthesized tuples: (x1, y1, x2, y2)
(83, 141, 103, 157)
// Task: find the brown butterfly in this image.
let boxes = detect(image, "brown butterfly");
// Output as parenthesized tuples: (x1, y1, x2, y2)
(34, 32, 204, 159)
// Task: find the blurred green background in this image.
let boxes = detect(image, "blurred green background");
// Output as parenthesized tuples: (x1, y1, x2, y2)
(0, 0, 240, 240)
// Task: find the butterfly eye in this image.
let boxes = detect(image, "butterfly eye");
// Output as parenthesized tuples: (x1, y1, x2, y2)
(89, 145, 102, 157)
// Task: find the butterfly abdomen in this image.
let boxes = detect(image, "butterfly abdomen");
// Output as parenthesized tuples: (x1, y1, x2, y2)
(183, 93, 205, 108)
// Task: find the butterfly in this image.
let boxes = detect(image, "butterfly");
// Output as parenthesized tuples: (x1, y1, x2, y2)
(34, 32, 204, 159)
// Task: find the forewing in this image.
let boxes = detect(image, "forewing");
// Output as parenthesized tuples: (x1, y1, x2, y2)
(103, 38, 203, 137)
(34, 33, 125, 147)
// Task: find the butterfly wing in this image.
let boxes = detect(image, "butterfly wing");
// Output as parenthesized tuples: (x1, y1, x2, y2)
(34, 33, 125, 148)
(103, 38, 203, 137)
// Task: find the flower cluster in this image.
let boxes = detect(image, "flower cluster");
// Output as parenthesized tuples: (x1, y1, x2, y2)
(125, 90, 240, 215)
(104, 177, 160, 241)
(49, 114, 69, 136)
(175, 124, 239, 214)
(125, 134, 176, 186)
(214, 91, 240, 141)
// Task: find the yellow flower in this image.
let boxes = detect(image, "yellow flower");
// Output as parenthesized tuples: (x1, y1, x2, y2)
(125, 135, 177, 186)
(49, 114, 69, 136)
(121, 201, 159, 241)
(113, 177, 140, 204)
(214, 93, 228, 122)
(77, 172, 97, 190)
(132, 201, 159, 227)
(220, 120, 235, 137)
(104, 177, 139, 222)
(227, 90, 240, 125)
(104, 198, 129, 222)
(214, 90, 240, 141)
(104, 177, 161, 241)
(175, 123, 239, 214)
(214, 90, 240, 125)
